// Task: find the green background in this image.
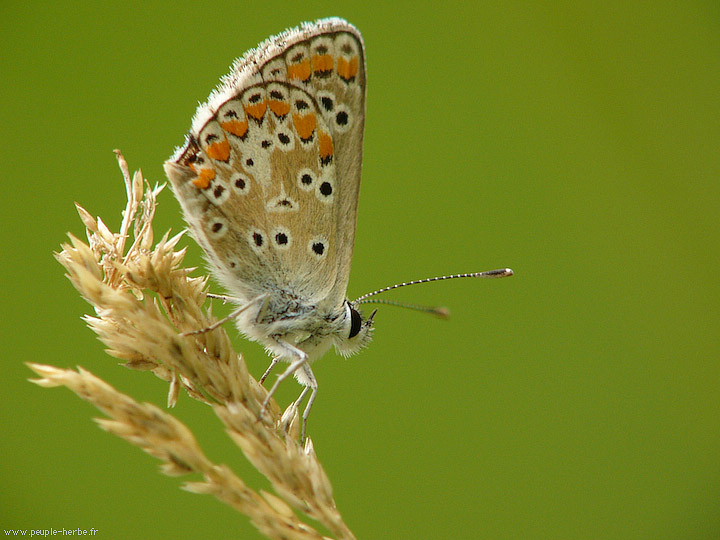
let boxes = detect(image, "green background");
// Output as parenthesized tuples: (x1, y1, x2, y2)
(2, 1, 718, 538)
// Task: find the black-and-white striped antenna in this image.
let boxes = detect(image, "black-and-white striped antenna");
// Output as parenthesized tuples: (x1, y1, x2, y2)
(352, 268, 513, 317)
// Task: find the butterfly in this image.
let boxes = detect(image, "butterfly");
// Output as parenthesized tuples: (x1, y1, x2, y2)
(164, 18, 512, 441)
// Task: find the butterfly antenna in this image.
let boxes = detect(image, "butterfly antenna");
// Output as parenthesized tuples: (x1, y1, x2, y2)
(355, 298, 452, 318)
(352, 268, 513, 314)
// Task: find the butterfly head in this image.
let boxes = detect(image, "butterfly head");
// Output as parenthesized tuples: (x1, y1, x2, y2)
(333, 301, 376, 357)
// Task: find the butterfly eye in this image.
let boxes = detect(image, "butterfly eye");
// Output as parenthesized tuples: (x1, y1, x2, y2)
(348, 306, 362, 338)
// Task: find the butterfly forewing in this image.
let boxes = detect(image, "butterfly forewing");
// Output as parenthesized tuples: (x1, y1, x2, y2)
(165, 18, 366, 310)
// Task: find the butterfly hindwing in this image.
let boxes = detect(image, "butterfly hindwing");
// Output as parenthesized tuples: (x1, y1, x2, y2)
(165, 18, 366, 309)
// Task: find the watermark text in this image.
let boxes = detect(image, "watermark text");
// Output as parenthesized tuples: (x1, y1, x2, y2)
(4, 529, 98, 537)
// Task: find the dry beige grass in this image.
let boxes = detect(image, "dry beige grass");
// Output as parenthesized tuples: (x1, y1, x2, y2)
(29, 151, 355, 540)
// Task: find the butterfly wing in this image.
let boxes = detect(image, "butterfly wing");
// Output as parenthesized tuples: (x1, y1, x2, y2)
(165, 18, 366, 310)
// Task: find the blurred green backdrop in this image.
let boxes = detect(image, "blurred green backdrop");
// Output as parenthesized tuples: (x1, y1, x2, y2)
(2, 1, 718, 539)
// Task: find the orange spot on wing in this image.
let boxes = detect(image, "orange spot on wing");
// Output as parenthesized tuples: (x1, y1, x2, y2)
(293, 113, 317, 141)
(268, 99, 290, 117)
(244, 101, 267, 120)
(319, 131, 334, 160)
(288, 60, 311, 81)
(337, 56, 359, 81)
(220, 119, 248, 138)
(312, 54, 333, 73)
(192, 168, 215, 189)
(206, 139, 230, 161)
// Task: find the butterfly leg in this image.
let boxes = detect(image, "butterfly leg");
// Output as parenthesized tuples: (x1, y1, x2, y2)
(259, 357, 280, 384)
(260, 338, 309, 433)
(298, 362, 318, 442)
(182, 293, 269, 336)
(279, 363, 317, 441)
(206, 293, 241, 303)
(259, 337, 317, 442)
